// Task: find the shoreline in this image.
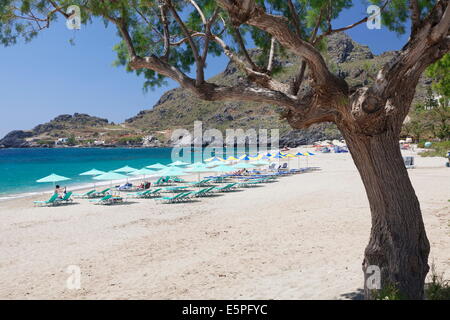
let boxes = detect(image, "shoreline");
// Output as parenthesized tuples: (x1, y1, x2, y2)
(0, 150, 448, 299)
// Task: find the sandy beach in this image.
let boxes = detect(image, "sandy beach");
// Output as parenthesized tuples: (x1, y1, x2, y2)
(0, 149, 448, 300)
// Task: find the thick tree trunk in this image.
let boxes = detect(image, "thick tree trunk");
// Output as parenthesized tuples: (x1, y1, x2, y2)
(341, 127, 430, 299)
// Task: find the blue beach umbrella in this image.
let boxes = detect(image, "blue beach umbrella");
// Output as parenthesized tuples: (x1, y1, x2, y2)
(205, 156, 224, 162)
(303, 152, 315, 167)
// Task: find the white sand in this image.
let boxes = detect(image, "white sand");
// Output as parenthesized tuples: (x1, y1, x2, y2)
(0, 150, 448, 299)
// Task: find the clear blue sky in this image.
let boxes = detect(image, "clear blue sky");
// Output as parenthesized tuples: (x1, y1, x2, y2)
(0, 1, 410, 138)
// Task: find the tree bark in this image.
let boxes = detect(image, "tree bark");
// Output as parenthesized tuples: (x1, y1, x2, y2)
(340, 127, 430, 299)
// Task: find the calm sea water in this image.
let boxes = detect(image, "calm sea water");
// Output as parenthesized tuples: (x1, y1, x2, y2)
(0, 147, 252, 199)
(0, 148, 175, 198)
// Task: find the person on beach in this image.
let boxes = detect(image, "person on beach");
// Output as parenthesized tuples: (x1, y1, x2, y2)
(55, 185, 66, 199)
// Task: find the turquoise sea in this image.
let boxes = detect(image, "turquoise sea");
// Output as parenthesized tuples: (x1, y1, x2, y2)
(0, 147, 253, 199)
(0, 148, 177, 199)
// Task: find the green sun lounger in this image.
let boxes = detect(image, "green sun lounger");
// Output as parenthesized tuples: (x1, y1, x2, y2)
(73, 189, 96, 198)
(190, 186, 215, 198)
(155, 192, 192, 203)
(54, 191, 73, 204)
(214, 183, 238, 192)
(92, 188, 111, 197)
(127, 188, 162, 198)
(90, 194, 123, 205)
(127, 190, 151, 197)
(188, 179, 212, 187)
(154, 192, 184, 203)
(33, 193, 59, 206)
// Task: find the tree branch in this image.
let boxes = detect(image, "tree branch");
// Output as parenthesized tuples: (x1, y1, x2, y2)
(266, 37, 276, 72)
(287, 0, 302, 37)
(218, 0, 334, 86)
(166, 0, 204, 85)
(231, 25, 259, 71)
(315, 0, 391, 44)
(129, 55, 297, 108)
(410, 0, 421, 35)
(372, 0, 450, 113)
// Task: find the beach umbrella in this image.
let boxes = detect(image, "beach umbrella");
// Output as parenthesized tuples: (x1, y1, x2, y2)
(79, 168, 106, 188)
(113, 165, 138, 183)
(249, 154, 263, 161)
(233, 163, 256, 169)
(238, 154, 251, 161)
(211, 165, 235, 173)
(146, 163, 168, 170)
(113, 165, 137, 173)
(303, 152, 315, 168)
(36, 173, 71, 189)
(79, 168, 105, 176)
(168, 160, 190, 167)
(93, 171, 128, 187)
(188, 162, 206, 168)
(186, 166, 213, 183)
(131, 168, 155, 176)
(284, 154, 297, 169)
(295, 152, 304, 169)
(153, 167, 188, 178)
(205, 156, 224, 162)
(131, 168, 154, 179)
(224, 156, 238, 162)
(251, 160, 270, 168)
(205, 161, 220, 168)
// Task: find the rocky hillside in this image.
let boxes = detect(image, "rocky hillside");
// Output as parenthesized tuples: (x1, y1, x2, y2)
(0, 113, 113, 148)
(124, 32, 431, 146)
(1, 33, 433, 148)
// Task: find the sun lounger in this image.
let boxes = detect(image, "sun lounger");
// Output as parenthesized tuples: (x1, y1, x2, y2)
(54, 191, 73, 204)
(190, 186, 216, 198)
(33, 193, 59, 206)
(169, 176, 186, 183)
(188, 179, 212, 187)
(214, 183, 238, 192)
(92, 188, 111, 197)
(155, 192, 186, 203)
(162, 186, 189, 193)
(90, 194, 124, 205)
(73, 189, 96, 198)
(127, 188, 162, 198)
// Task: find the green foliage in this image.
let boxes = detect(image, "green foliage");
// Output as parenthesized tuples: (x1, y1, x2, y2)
(36, 139, 54, 145)
(1, 0, 431, 91)
(419, 141, 450, 158)
(117, 135, 143, 144)
(67, 134, 77, 146)
(371, 283, 404, 300)
(425, 263, 450, 300)
(369, 0, 436, 34)
(426, 54, 450, 99)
